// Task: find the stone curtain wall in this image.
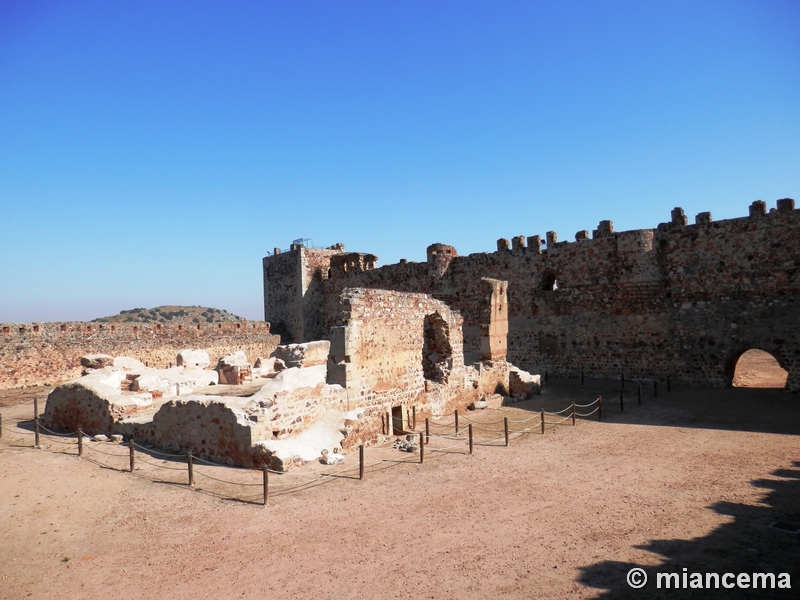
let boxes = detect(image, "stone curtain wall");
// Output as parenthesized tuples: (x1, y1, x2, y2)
(0, 321, 280, 389)
(276, 200, 799, 390)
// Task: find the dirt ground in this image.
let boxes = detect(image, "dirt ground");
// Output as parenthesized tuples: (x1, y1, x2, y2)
(1, 375, 799, 599)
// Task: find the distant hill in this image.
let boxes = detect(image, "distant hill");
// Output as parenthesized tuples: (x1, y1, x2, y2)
(92, 305, 246, 325)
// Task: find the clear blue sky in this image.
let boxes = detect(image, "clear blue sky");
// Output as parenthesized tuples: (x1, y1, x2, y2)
(1, 0, 798, 323)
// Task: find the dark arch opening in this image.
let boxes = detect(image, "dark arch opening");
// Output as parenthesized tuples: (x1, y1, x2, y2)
(541, 269, 557, 291)
(731, 349, 788, 389)
(422, 312, 452, 384)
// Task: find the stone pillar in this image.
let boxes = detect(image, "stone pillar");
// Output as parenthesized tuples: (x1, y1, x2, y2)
(479, 278, 508, 361)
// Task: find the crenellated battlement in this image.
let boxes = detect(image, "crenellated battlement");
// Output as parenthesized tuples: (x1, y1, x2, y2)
(264, 197, 800, 391)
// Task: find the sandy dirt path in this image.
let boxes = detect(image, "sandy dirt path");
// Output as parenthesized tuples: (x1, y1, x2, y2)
(1, 378, 799, 599)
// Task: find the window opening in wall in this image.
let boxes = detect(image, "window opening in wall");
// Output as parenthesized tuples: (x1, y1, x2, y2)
(32, 325, 39, 333)
(19, 327, 25, 334)
(236, 323, 241, 329)
(86, 326, 92, 332)
(197, 324, 201, 330)
(422, 312, 453, 384)
(732, 349, 788, 389)
(2, 326, 9, 334)
(60, 325, 67, 332)
(541, 270, 557, 291)
(111, 326, 116, 331)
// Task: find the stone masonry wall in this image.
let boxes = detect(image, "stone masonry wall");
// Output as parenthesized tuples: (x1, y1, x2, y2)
(0, 321, 279, 390)
(268, 199, 799, 391)
(328, 288, 474, 417)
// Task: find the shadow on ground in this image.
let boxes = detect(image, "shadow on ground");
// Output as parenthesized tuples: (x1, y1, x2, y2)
(576, 461, 800, 598)
(510, 376, 800, 437)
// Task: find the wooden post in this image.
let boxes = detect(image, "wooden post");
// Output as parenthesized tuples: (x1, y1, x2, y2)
(77, 427, 83, 457)
(34, 397, 38, 420)
(654, 381, 658, 397)
(571, 403, 576, 426)
(187, 453, 193, 486)
(129, 438, 135, 472)
(406, 408, 410, 431)
(540, 410, 545, 434)
(621, 374, 625, 389)
(412, 406, 416, 429)
(504, 417, 509, 447)
(419, 433, 424, 464)
(381, 413, 386, 435)
(263, 465, 269, 506)
(425, 418, 430, 444)
(620, 391, 624, 412)
(638, 385, 642, 406)
(455, 410, 459, 435)
(34, 418, 40, 448)
(359, 445, 364, 479)
(598, 396, 603, 420)
(667, 375, 671, 392)
(468, 424, 473, 455)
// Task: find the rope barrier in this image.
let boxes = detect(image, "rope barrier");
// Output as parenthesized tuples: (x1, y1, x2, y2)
(192, 468, 263, 487)
(81, 444, 129, 457)
(136, 456, 188, 471)
(1, 425, 34, 435)
(37, 423, 78, 436)
(575, 407, 599, 417)
(543, 406, 574, 416)
(573, 399, 600, 408)
(457, 415, 506, 426)
(133, 442, 186, 459)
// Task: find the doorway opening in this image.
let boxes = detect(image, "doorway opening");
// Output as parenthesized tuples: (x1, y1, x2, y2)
(391, 406, 406, 435)
(422, 312, 452, 384)
(732, 349, 788, 389)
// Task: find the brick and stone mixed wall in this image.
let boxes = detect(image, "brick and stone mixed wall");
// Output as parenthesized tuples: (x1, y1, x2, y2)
(265, 199, 800, 391)
(328, 288, 478, 417)
(0, 321, 280, 389)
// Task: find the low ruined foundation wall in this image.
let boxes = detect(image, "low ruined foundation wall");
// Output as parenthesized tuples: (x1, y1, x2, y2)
(0, 321, 280, 390)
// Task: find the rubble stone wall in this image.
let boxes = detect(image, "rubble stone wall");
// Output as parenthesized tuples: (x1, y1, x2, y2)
(328, 288, 476, 417)
(266, 201, 800, 391)
(0, 321, 279, 390)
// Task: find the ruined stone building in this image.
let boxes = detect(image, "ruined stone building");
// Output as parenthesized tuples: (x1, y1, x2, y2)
(264, 199, 799, 392)
(27, 198, 798, 470)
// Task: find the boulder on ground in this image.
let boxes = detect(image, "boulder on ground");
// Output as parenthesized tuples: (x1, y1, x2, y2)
(270, 341, 330, 369)
(81, 354, 114, 369)
(176, 349, 211, 369)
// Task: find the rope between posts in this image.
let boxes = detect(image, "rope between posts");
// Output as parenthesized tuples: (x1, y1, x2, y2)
(426, 431, 467, 440)
(1, 425, 34, 435)
(543, 406, 573, 416)
(576, 407, 599, 417)
(82, 444, 129, 457)
(38, 434, 75, 445)
(457, 415, 506, 426)
(192, 469, 263, 487)
(133, 442, 186, 459)
(505, 414, 539, 424)
(428, 439, 469, 453)
(136, 456, 187, 471)
(573, 398, 600, 408)
(544, 415, 573, 425)
(37, 423, 78, 436)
